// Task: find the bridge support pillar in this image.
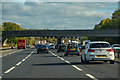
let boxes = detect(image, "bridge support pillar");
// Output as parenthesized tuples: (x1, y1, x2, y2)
(56, 36, 62, 47)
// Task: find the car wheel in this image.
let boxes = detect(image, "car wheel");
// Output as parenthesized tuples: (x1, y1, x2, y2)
(37, 51, 39, 54)
(64, 53, 68, 56)
(81, 56, 84, 63)
(110, 60, 114, 64)
(76, 54, 80, 56)
(84, 56, 89, 63)
(46, 52, 49, 54)
(104, 61, 107, 62)
(57, 51, 59, 53)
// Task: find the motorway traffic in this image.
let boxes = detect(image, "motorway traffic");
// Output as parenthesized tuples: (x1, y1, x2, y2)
(1, 43, 119, 79)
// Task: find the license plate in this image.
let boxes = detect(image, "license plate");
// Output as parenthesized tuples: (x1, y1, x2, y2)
(61, 47, 64, 49)
(96, 55, 106, 57)
(70, 49, 75, 50)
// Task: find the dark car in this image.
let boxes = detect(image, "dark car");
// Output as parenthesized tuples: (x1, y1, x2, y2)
(37, 44, 49, 54)
(64, 43, 80, 56)
(57, 44, 66, 53)
(26, 44, 31, 48)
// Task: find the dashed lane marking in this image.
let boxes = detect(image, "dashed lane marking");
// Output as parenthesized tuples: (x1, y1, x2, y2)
(86, 74, 98, 80)
(4, 67, 16, 74)
(49, 51, 98, 80)
(16, 62, 22, 66)
(71, 65, 83, 71)
(3, 49, 36, 75)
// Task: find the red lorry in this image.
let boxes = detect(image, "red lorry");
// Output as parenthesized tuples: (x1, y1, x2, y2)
(17, 39, 26, 49)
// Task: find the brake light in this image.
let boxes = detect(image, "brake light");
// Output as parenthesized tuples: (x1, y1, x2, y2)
(87, 49, 95, 52)
(67, 48, 69, 51)
(46, 48, 48, 50)
(106, 49, 113, 52)
(77, 48, 79, 50)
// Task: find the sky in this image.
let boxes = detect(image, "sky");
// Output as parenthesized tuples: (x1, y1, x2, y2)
(2, 1, 118, 30)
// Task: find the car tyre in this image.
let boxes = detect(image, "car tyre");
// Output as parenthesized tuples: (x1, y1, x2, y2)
(81, 56, 84, 63)
(76, 54, 80, 56)
(84, 56, 89, 63)
(104, 61, 107, 62)
(110, 60, 114, 64)
(64, 53, 68, 56)
(57, 51, 59, 53)
(37, 51, 39, 54)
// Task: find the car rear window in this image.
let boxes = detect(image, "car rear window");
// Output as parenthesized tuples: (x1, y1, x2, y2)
(59, 45, 66, 47)
(68, 44, 78, 48)
(90, 43, 110, 48)
(113, 45, 120, 47)
(38, 45, 46, 48)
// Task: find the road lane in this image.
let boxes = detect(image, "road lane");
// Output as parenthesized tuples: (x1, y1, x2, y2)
(50, 49, 118, 79)
(2, 48, 35, 73)
(2, 48, 119, 79)
(2, 48, 89, 78)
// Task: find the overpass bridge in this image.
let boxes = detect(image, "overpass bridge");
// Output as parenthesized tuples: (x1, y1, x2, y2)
(2, 29, 120, 45)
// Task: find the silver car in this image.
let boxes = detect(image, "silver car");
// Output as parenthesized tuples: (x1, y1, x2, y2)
(81, 41, 115, 64)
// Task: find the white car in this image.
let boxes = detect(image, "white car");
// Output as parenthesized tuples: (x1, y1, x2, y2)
(112, 44, 120, 57)
(26, 44, 31, 48)
(81, 41, 115, 64)
(112, 44, 120, 51)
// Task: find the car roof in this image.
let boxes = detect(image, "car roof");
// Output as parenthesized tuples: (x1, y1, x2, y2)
(112, 44, 120, 45)
(90, 41, 109, 44)
(59, 44, 65, 46)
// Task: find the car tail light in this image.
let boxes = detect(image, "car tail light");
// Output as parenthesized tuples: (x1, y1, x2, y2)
(106, 49, 113, 52)
(46, 48, 48, 50)
(87, 49, 95, 52)
(67, 48, 69, 51)
(77, 48, 79, 50)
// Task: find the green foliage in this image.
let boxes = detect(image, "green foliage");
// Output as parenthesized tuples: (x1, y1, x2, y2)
(94, 9, 120, 30)
(2, 22, 23, 31)
(93, 9, 120, 44)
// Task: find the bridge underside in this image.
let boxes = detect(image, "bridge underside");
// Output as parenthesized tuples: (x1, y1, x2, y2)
(2, 29, 120, 45)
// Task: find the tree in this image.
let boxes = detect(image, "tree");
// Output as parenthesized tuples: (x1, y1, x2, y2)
(2, 22, 23, 31)
(92, 9, 120, 44)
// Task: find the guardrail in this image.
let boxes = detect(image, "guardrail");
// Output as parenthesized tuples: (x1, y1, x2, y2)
(0, 47, 17, 51)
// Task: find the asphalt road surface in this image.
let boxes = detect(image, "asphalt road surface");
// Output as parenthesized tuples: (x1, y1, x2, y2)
(1, 47, 119, 80)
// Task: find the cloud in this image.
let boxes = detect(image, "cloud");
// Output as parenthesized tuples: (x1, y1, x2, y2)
(2, 2, 118, 30)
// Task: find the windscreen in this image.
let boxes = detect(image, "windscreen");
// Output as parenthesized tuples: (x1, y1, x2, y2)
(113, 45, 120, 47)
(90, 43, 110, 48)
(59, 45, 66, 47)
(38, 45, 46, 48)
(68, 44, 78, 48)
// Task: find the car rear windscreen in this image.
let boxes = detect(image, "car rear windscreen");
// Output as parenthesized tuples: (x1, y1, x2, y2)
(38, 45, 46, 48)
(68, 44, 78, 48)
(113, 45, 120, 47)
(90, 43, 110, 48)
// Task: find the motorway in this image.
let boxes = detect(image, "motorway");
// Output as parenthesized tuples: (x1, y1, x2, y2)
(1, 47, 120, 80)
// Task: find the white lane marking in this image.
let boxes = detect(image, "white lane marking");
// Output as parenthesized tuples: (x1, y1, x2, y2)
(86, 74, 98, 80)
(3, 49, 36, 75)
(50, 51, 97, 80)
(60, 58, 65, 60)
(16, 62, 22, 66)
(22, 59, 26, 62)
(72, 65, 83, 71)
(57, 56, 61, 58)
(4, 67, 15, 74)
(65, 60, 71, 64)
